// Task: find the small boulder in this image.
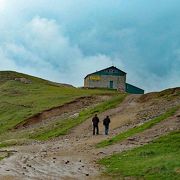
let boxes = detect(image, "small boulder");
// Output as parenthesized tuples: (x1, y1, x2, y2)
(65, 160, 70, 164)
(14, 78, 32, 84)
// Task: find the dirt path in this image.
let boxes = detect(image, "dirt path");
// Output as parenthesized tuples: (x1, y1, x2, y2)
(95, 110, 180, 158)
(0, 95, 179, 180)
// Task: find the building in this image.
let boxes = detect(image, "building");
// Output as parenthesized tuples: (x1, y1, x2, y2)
(84, 66, 144, 94)
(84, 66, 126, 92)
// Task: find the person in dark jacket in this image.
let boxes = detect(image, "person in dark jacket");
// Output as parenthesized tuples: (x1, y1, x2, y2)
(103, 116, 111, 135)
(92, 114, 99, 135)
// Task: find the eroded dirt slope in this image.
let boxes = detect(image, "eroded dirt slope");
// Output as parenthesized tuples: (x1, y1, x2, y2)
(14, 95, 110, 130)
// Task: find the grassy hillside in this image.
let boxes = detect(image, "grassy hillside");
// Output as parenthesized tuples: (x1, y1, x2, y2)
(99, 131, 180, 179)
(0, 71, 122, 143)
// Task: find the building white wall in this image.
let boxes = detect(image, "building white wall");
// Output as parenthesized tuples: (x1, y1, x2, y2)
(84, 74, 126, 91)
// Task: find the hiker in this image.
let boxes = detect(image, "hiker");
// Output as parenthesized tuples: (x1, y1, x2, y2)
(103, 116, 111, 135)
(92, 114, 99, 135)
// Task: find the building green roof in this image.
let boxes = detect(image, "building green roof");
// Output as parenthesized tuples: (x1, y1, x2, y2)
(85, 66, 126, 79)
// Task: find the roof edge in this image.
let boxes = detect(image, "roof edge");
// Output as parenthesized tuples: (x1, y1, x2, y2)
(84, 66, 127, 79)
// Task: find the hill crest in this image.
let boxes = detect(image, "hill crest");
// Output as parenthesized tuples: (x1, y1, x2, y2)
(0, 71, 74, 88)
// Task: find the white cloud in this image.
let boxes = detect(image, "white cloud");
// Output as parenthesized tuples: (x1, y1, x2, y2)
(0, 16, 117, 86)
(0, 49, 17, 70)
(0, 0, 6, 12)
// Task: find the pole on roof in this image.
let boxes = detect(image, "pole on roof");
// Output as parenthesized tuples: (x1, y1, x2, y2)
(112, 61, 114, 66)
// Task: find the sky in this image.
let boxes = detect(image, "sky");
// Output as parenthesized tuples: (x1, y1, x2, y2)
(0, 0, 180, 92)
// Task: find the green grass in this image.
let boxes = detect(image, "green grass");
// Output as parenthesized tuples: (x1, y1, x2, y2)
(96, 106, 179, 148)
(0, 156, 4, 161)
(0, 71, 118, 136)
(99, 131, 180, 179)
(0, 141, 14, 148)
(30, 94, 127, 140)
(0, 138, 32, 149)
(0, 152, 13, 161)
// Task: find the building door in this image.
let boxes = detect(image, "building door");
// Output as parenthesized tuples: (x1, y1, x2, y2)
(109, 81, 114, 89)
